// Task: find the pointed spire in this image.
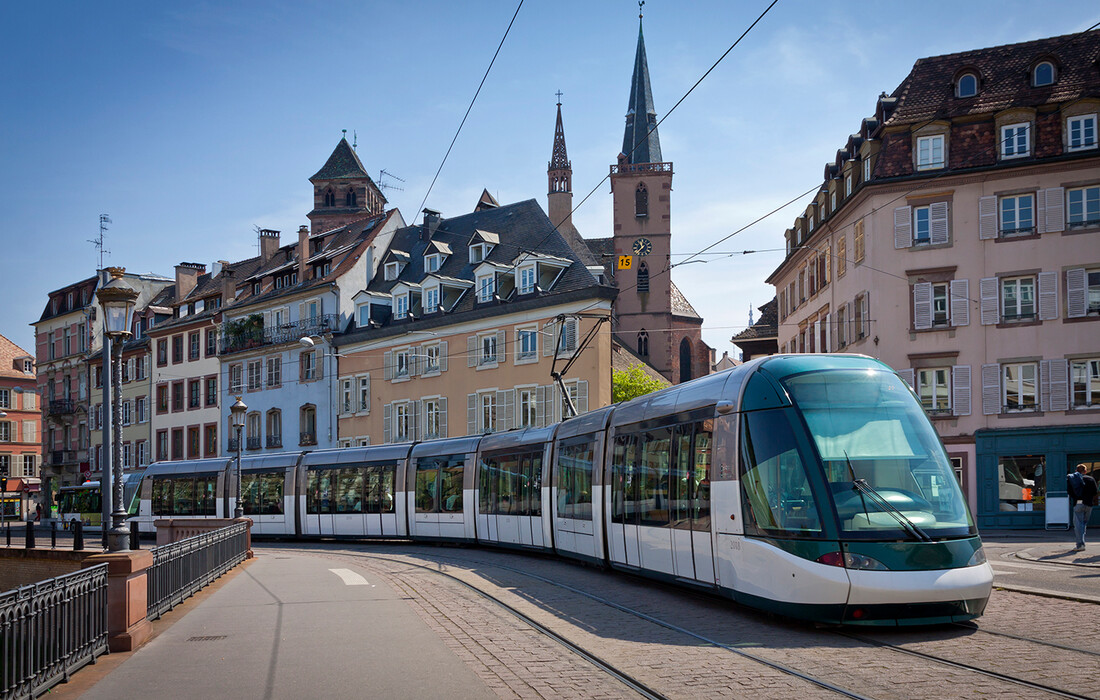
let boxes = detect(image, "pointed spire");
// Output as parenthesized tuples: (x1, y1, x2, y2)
(550, 95, 570, 171)
(621, 14, 662, 164)
(310, 137, 370, 181)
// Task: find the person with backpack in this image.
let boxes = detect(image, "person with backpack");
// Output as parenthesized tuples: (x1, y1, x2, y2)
(1067, 464, 1098, 552)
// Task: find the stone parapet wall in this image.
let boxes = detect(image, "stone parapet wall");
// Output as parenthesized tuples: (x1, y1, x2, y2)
(0, 548, 95, 591)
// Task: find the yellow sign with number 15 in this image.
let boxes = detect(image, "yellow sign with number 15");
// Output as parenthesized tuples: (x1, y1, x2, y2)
(618, 255, 632, 270)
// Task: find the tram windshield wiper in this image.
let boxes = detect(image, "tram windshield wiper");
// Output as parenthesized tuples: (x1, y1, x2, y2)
(851, 478, 932, 542)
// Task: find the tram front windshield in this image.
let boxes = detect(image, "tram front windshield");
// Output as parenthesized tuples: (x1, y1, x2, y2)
(783, 369, 975, 539)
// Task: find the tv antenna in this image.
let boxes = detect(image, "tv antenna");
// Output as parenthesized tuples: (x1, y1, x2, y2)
(378, 169, 405, 193)
(89, 214, 111, 269)
(353, 130, 358, 150)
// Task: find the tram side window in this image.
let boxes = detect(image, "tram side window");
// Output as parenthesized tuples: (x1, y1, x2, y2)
(241, 471, 285, 515)
(417, 454, 465, 513)
(152, 476, 217, 515)
(333, 468, 363, 513)
(481, 450, 543, 516)
(739, 410, 822, 537)
(611, 434, 639, 524)
(307, 469, 334, 514)
(365, 463, 396, 514)
(639, 428, 672, 526)
(557, 439, 595, 520)
(670, 421, 712, 531)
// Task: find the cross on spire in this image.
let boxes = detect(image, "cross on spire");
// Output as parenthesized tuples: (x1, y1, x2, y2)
(555, 90, 563, 105)
(639, 0, 644, 19)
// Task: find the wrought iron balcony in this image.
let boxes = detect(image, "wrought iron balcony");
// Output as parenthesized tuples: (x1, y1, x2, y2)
(610, 161, 672, 175)
(226, 438, 240, 452)
(266, 435, 282, 448)
(50, 450, 77, 466)
(245, 437, 262, 450)
(48, 400, 77, 417)
(219, 314, 340, 356)
(299, 432, 317, 446)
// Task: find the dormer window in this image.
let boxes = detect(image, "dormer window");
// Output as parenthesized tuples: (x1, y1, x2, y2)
(385, 261, 401, 281)
(477, 274, 495, 303)
(470, 243, 490, 264)
(424, 254, 441, 273)
(423, 287, 440, 314)
(1001, 123, 1030, 159)
(956, 73, 978, 98)
(518, 266, 536, 294)
(1032, 61, 1055, 87)
(916, 134, 945, 170)
(394, 293, 409, 319)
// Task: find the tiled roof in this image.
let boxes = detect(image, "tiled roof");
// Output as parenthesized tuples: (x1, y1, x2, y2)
(611, 337, 670, 387)
(670, 282, 700, 319)
(0, 333, 34, 378)
(732, 298, 778, 341)
(310, 137, 371, 181)
(885, 30, 1100, 126)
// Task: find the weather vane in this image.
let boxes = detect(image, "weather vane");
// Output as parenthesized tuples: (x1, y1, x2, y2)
(555, 90, 563, 105)
(639, 1, 644, 19)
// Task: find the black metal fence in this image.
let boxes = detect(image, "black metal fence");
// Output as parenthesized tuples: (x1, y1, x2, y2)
(1, 564, 109, 700)
(146, 521, 249, 620)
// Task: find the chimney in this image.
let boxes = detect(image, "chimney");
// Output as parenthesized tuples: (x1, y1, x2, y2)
(174, 262, 205, 302)
(297, 225, 310, 282)
(259, 229, 281, 262)
(422, 209, 441, 240)
(220, 263, 236, 305)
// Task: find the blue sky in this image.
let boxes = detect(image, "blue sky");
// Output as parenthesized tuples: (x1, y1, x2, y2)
(1, 1, 1096, 356)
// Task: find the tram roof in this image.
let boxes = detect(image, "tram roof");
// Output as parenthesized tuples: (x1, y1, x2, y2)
(301, 444, 414, 466)
(142, 458, 233, 477)
(410, 435, 483, 459)
(478, 425, 555, 453)
(555, 404, 614, 440)
(239, 452, 304, 472)
(755, 354, 892, 382)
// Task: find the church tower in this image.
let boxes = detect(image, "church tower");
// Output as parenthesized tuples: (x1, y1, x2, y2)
(307, 135, 387, 235)
(609, 12, 708, 383)
(547, 96, 573, 234)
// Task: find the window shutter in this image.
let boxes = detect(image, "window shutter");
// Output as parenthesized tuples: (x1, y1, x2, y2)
(410, 400, 421, 441)
(981, 364, 1001, 415)
(439, 397, 448, 438)
(1041, 187, 1065, 233)
(499, 389, 514, 431)
(467, 336, 477, 367)
(535, 386, 546, 427)
(979, 278, 999, 325)
(1049, 359, 1069, 412)
(496, 330, 507, 363)
(298, 302, 306, 322)
(952, 365, 971, 416)
(913, 282, 933, 330)
(845, 302, 853, 343)
(898, 368, 914, 389)
(299, 352, 306, 381)
(1038, 271, 1058, 321)
(467, 394, 476, 436)
(543, 321, 557, 356)
(950, 279, 970, 326)
(384, 351, 393, 380)
(862, 292, 871, 339)
(978, 196, 998, 240)
(316, 351, 323, 379)
(383, 403, 392, 444)
(823, 312, 831, 352)
(439, 341, 448, 372)
(1066, 268, 1087, 318)
(894, 206, 912, 248)
(929, 201, 949, 244)
(577, 380, 588, 414)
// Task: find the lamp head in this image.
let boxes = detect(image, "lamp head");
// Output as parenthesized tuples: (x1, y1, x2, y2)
(299, 336, 316, 348)
(230, 396, 248, 428)
(96, 267, 139, 339)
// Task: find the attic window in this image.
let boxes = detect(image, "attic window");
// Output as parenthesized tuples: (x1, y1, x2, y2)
(1032, 61, 1055, 87)
(956, 73, 978, 98)
(425, 254, 441, 273)
(253, 282, 262, 295)
(476, 274, 495, 303)
(469, 243, 490, 264)
(518, 265, 537, 294)
(385, 261, 401, 281)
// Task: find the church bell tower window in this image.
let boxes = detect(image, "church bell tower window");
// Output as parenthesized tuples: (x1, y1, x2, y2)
(635, 184, 648, 218)
(637, 262, 650, 293)
(323, 189, 335, 207)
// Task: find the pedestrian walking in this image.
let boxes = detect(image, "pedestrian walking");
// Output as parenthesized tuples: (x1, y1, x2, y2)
(1067, 464, 1098, 551)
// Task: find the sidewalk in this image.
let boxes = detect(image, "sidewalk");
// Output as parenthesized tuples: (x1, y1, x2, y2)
(979, 527, 1100, 568)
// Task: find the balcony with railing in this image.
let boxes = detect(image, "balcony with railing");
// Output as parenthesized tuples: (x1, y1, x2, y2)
(299, 432, 317, 446)
(610, 161, 673, 175)
(50, 450, 78, 466)
(246, 437, 262, 450)
(226, 438, 240, 453)
(47, 399, 77, 417)
(219, 314, 339, 356)
(266, 435, 282, 448)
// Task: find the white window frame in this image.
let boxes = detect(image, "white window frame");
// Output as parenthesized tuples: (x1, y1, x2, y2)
(518, 265, 537, 294)
(956, 73, 978, 98)
(480, 334, 498, 366)
(479, 392, 496, 434)
(845, 174, 852, 197)
(476, 274, 494, 303)
(394, 349, 410, 378)
(423, 344, 440, 374)
(916, 134, 944, 170)
(931, 282, 949, 327)
(357, 375, 370, 413)
(136, 396, 148, 424)
(515, 327, 538, 364)
(1003, 362, 1038, 412)
(394, 401, 410, 442)
(384, 261, 400, 281)
(517, 387, 536, 428)
(917, 367, 951, 413)
(863, 157, 871, 182)
(394, 293, 409, 319)
(913, 205, 931, 245)
(1067, 114, 1097, 152)
(357, 304, 370, 328)
(247, 359, 262, 391)
(999, 193, 1035, 236)
(469, 243, 489, 264)
(424, 254, 441, 273)
(1071, 358, 1100, 409)
(423, 286, 440, 314)
(341, 378, 353, 414)
(1067, 185, 1100, 229)
(302, 351, 317, 380)
(1000, 122, 1030, 159)
(1032, 61, 1055, 87)
(1001, 276, 1036, 322)
(424, 398, 440, 439)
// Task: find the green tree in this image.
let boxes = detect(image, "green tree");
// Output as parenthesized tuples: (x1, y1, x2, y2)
(612, 363, 668, 403)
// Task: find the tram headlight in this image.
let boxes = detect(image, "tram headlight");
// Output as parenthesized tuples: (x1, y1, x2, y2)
(967, 546, 987, 567)
(815, 552, 889, 570)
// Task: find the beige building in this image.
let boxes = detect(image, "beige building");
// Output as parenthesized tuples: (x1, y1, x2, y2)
(766, 31, 1100, 529)
(337, 202, 614, 444)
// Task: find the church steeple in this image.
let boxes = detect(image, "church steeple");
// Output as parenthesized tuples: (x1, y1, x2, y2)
(547, 95, 573, 234)
(307, 135, 387, 235)
(621, 14, 662, 165)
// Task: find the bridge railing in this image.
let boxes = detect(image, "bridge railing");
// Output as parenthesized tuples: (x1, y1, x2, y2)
(147, 520, 250, 620)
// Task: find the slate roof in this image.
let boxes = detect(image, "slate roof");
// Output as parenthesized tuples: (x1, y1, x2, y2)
(37, 276, 98, 322)
(341, 199, 608, 341)
(670, 282, 701, 319)
(884, 30, 1100, 126)
(310, 137, 371, 181)
(622, 19, 663, 164)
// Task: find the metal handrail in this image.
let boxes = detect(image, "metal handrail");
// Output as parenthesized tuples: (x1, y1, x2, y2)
(147, 521, 249, 620)
(219, 314, 339, 355)
(1, 564, 109, 700)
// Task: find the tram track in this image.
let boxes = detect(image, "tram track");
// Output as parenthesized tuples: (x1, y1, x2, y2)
(950, 622, 1100, 659)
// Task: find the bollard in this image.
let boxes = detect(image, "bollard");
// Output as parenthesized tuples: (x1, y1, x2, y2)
(129, 526, 140, 550)
(73, 520, 84, 550)
(51, 520, 57, 549)
(4, 520, 9, 547)
(25, 521, 36, 549)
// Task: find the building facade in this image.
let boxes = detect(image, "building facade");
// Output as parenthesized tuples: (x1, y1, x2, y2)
(765, 31, 1100, 528)
(336, 201, 614, 444)
(0, 334, 40, 519)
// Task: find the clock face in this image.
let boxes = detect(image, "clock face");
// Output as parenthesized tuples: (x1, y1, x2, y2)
(632, 238, 652, 256)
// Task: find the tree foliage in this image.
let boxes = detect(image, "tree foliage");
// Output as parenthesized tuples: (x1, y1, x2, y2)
(612, 363, 667, 403)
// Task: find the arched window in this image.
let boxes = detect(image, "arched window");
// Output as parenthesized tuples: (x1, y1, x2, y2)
(635, 183, 648, 217)
(300, 404, 317, 445)
(266, 409, 282, 448)
(345, 189, 357, 207)
(956, 73, 978, 98)
(679, 338, 693, 383)
(637, 262, 650, 293)
(323, 189, 335, 207)
(637, 330, 649, 357)
(1033, 61, 1055, 87)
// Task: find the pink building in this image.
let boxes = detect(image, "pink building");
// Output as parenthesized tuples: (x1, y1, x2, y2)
(0, 334, 39, 519)
(766, 31, 1100, 529)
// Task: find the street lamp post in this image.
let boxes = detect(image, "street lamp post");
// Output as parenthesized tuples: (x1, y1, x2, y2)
(230, 397, 247, 519)
(95, 267, 139, 552)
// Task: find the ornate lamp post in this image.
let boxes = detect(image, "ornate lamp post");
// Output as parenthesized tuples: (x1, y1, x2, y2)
(95, 267, 138, 552)
(230, 397, 247, 519)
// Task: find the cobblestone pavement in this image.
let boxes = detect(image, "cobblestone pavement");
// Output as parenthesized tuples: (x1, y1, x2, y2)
(274, 543, 1093, 700)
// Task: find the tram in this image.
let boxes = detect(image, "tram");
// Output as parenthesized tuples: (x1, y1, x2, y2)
(56, 474, 143, 529)
(133, 355, 993, 626)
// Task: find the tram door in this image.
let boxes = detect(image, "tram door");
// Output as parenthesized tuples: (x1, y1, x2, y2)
(609, 434, 642, 568)
(670, 421, 715, 584)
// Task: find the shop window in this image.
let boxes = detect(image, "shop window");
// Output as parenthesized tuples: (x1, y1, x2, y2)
(998, 455, 1044, 512)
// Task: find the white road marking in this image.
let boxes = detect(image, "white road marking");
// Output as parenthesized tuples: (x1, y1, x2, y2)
(992, 559, 1062, 571)
(330, 568, 369, 586)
